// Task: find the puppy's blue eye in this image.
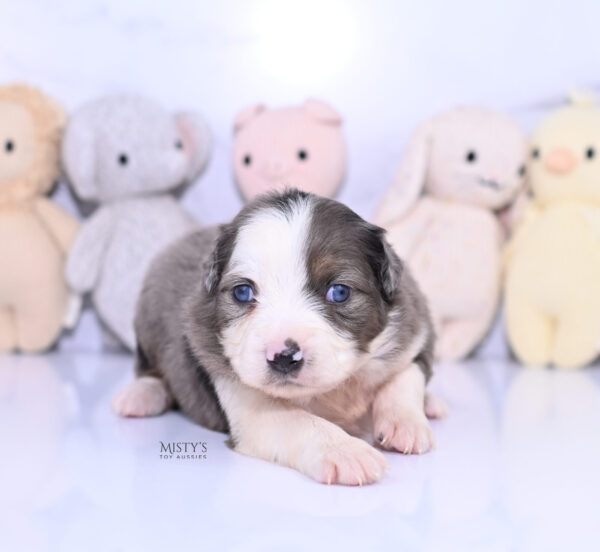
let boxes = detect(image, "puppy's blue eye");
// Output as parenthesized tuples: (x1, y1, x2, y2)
(326, 284, 350, 303)
(233, 284, 253, 303)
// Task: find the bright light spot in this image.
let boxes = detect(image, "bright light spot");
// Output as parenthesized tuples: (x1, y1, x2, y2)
(251, 0, 359, 87)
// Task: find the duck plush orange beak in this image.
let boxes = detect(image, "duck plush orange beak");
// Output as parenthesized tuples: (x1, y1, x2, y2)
(544, 148, 578, 174)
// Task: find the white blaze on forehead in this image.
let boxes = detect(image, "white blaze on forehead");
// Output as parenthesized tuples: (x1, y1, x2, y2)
(228, 199, 313, 306)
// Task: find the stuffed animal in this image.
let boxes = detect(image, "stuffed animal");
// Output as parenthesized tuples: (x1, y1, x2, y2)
(375, 106, 527, 361)
(0, 84, 79, 352)
(63, 95, 211, 351)
(232, 99, 346, 200)
(504, 91, 600, 369)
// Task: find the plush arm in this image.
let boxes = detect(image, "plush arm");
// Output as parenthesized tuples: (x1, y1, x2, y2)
(385, 198, 437, 258)
(502, 204, 541, 269)
(498, 188, 533, 239)
(66, 207, 114, 293)
(32, 197, 80, 254)
(579, 206, 600, 242)
(374, 185, 410, 227)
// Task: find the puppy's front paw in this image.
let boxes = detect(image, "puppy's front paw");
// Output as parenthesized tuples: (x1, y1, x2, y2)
(374, 410, 434, 455)
(112, 377, 172, 418)
(305, 437, 389, 486)
(425, 392, 449, 420)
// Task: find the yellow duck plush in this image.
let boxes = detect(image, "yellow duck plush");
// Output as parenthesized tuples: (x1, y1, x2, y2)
(504, 90, 600, 369)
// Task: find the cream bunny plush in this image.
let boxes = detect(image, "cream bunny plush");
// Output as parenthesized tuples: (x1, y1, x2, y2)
(375, 107, 527, 361)
(504, 91, 600, 369)
(63, 95, 211, 351)
(0, 84, 79, 352)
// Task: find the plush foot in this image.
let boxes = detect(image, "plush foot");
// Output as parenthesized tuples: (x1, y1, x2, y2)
(14, 315, 60, 353)
(436, 317, 487, 361)
(0, 312, 16, 352)
(506, 301, 553, 366)
(375, 409, 435, 455)
(112, 376, 173, 417)
(305, 436, 389, 486)
(552, 317, 599, 369)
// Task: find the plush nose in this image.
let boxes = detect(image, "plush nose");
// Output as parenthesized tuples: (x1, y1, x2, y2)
(266, 339, 304, 375)
(544, 148, 578, 174)
(262, 158, 288, 179)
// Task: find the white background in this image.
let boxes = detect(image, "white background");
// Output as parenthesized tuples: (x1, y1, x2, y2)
(1, 0, 599, 353)
(2, 7, 600, 550)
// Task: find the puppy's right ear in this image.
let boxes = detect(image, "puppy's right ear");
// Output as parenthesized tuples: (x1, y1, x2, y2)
(365, 224, 403, 304)
(204, 224, 237, 295)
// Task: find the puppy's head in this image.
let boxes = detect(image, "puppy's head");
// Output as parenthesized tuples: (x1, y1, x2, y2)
(205, 190, 401, 399)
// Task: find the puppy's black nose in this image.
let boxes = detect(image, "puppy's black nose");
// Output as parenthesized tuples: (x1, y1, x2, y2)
(268, 353, 304, 375)
(267, 339, 303, 375)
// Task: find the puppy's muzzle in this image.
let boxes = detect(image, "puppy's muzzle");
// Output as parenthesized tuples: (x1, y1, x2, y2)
(267, 338, 304, 376)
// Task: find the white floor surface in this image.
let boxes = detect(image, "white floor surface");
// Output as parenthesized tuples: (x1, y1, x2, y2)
(1, 353, 599, 552)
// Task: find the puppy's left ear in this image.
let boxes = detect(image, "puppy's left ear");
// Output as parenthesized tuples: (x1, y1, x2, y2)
(369, 225, 403, 304)
(204, 224, 236, 295)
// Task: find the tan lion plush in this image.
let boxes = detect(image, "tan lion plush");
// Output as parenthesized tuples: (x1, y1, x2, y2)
(504, 91, 600, 369)
(0, 84, 78, 352)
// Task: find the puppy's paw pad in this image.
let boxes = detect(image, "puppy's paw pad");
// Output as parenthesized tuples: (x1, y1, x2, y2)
(425, 392, 449, 419)
(112, 377, 171, 418)
(311, 438, 389, 486)
(375, 412, 434, 455)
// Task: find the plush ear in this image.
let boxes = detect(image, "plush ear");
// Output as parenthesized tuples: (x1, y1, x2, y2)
(61, 108, 97, 201)
(175, 111, 212, 181)
(30, 88, 66, 195)
(43, 94, 66, 136)
(204, 223, 237, 295)
(568, 88, 597, 107)
(0, 85, 67, 197)
(302, 99, 342, 125)
(373, 121, 432, 226)
(233, 103, 266, 132)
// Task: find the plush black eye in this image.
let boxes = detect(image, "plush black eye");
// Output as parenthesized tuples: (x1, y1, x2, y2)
(243, 154, 252, 166)
(175, 140, 183, 150)
(326, 284, 351, 303)
(4, 140, 14, 153)
(532, 148, 540, 159)
(297, 149, 308, 161)
(118, 153, 129, 166)
(233, 284, 254, 303)
(586, 147, 595, 160)
(465, 150, 477, 163)
(518, 164, 526, 177)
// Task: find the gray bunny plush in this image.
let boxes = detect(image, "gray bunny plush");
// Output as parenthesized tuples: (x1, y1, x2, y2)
(63, 95, 211, 350)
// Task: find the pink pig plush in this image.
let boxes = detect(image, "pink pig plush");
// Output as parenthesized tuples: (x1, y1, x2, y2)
(232, 99, 347, 200)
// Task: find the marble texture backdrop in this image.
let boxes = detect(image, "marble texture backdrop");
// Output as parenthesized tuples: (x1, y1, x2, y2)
(1, 0, 599, 354)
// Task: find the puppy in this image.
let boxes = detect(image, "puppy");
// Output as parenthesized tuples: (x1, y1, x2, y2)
(113, 189, 442, 485)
